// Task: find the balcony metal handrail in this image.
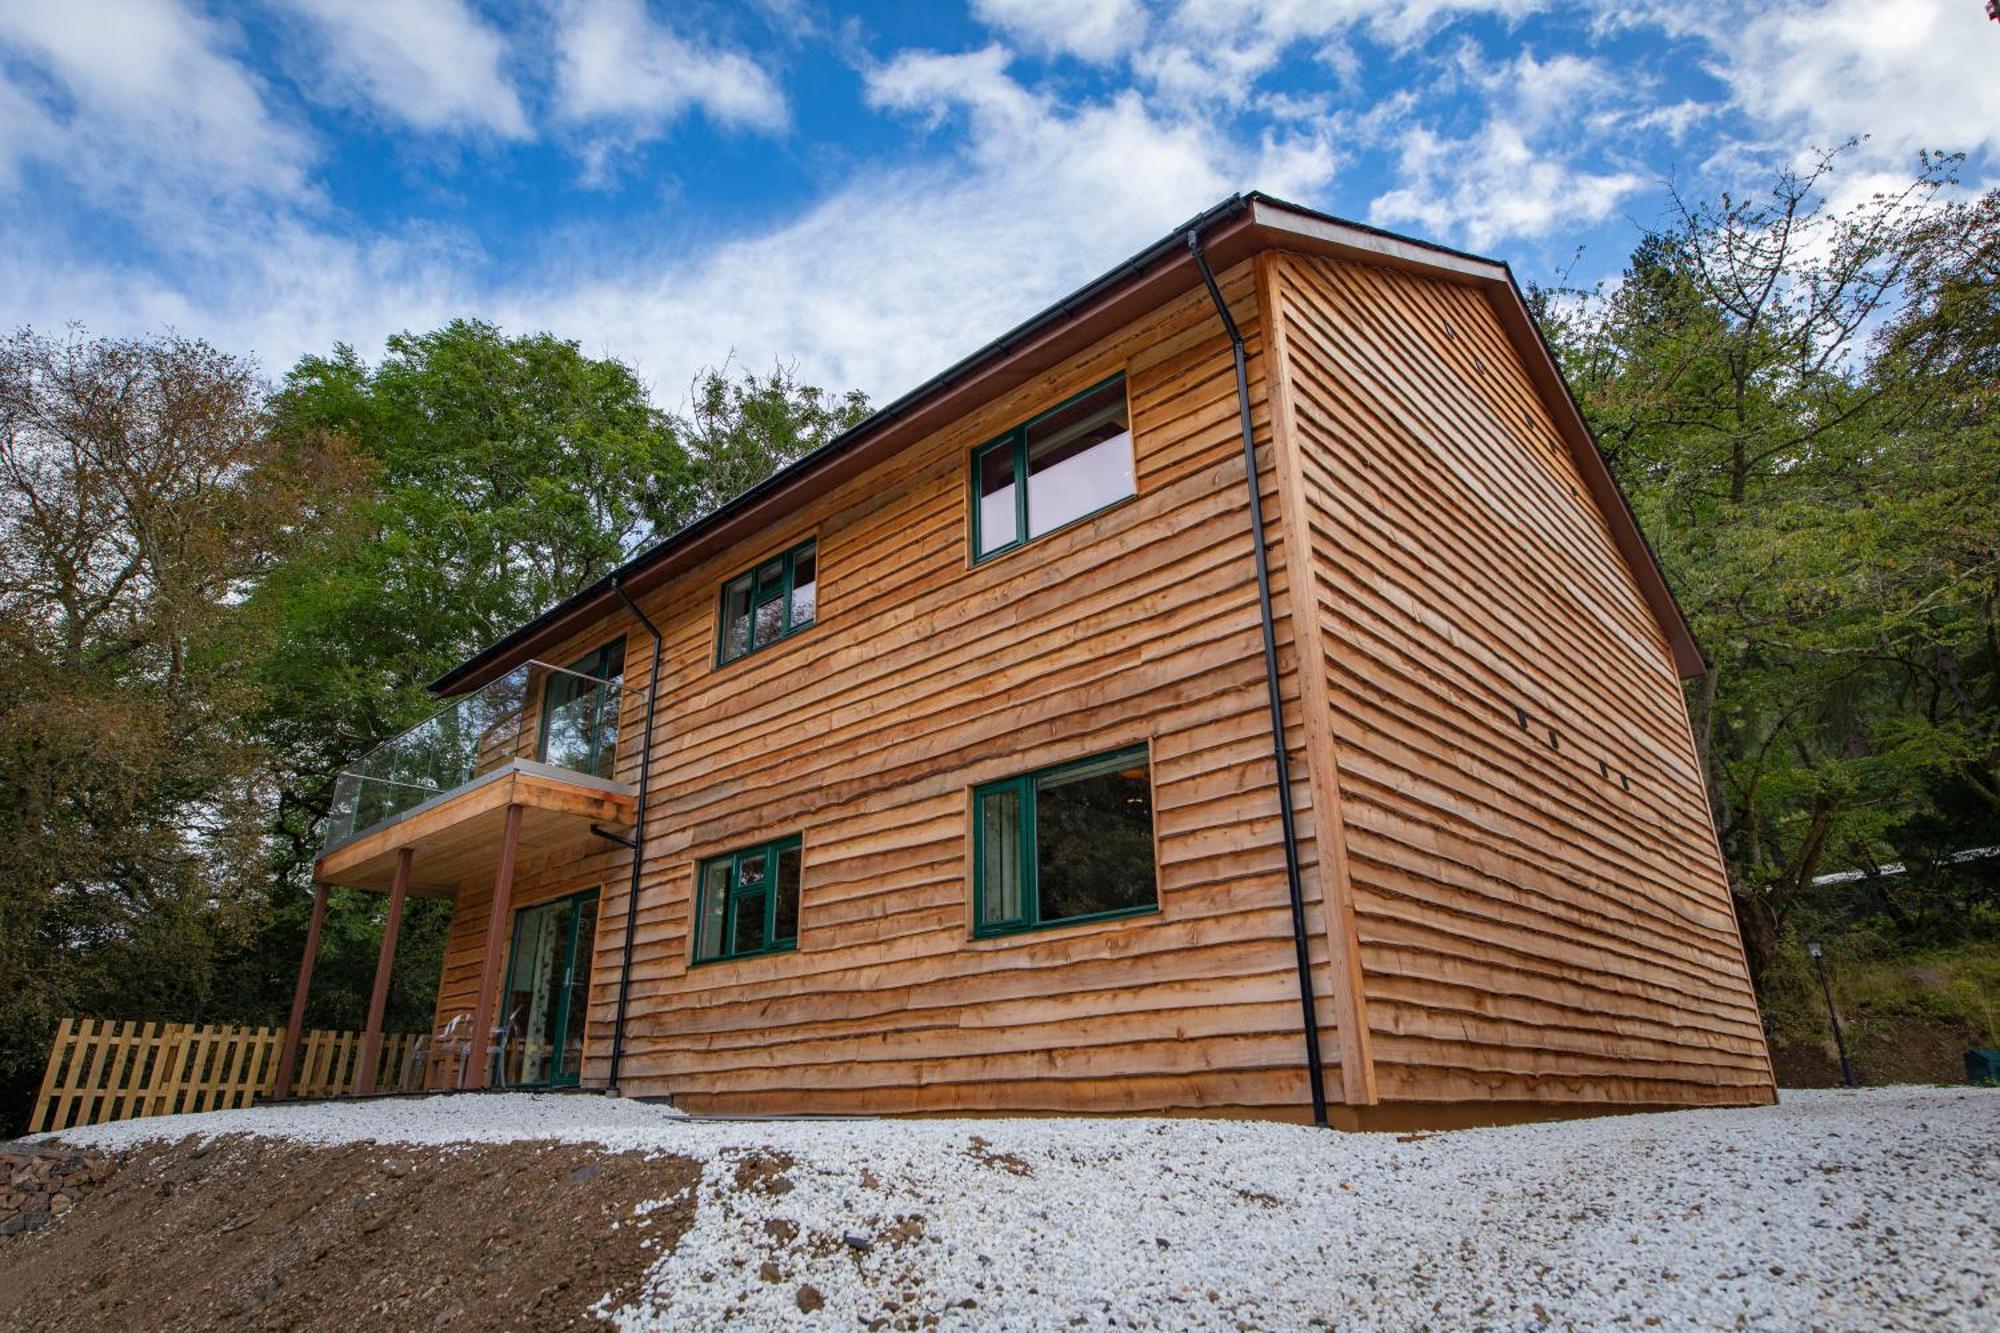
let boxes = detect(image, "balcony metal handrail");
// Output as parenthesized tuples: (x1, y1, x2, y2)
(322, 658, 623, 852)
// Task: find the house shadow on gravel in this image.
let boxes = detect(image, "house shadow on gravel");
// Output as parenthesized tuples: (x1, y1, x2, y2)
(0, 1136, 701, 1332)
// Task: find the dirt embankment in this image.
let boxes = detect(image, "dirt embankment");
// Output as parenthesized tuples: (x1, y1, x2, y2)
(0, 1136, 701, 1332)
(1769, 1012, 1988, 1088)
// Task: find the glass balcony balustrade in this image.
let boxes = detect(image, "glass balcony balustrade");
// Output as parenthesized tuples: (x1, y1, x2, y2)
(322, 660, 622, 850)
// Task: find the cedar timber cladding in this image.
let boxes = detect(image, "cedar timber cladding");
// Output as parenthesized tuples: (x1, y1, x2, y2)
(621, 259, 1344, 1117)
(1257, 249, 1774, 1110)
(414, 197, 1776, 1121)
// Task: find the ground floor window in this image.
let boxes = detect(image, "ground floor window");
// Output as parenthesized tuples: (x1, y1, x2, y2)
(694, 834, 803, 963)
(973, 745, 1157, 937)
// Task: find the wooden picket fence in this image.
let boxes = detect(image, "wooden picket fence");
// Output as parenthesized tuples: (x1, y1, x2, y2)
(29, 1018, 422, 1135)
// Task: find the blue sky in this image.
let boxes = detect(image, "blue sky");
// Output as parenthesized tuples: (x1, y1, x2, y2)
(1, 1, 1993, 409)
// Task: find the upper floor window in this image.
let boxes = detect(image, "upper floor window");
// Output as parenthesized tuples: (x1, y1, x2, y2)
(972, 375, 1135, 562)
(539, 638, 624, 779)
(694, 834, 803, 963)
(972, 744, 1157, 937)
(718, 539, 817, 665)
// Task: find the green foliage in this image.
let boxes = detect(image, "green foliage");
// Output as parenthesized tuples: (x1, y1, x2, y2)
(671, 361, 871, 523)
(0, 328, 364, 1129)
(1539, 148, 2000, 978)
(1761, 935, 2000, 1049)
(0, 317, 868, 1131)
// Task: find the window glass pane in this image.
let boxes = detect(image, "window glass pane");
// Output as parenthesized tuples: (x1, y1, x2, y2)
(976, 443, 1018, 555)
(561, 898, 598, 1081)
(1034, 754, 1154, 924)
(732, 889, 767, 955)
(789, 543, 817, 628)
(697, 861, 730, 960)
(721, 576, 753, 661)
(1025, 381, 1133, 538)
(978, 787, 1024, 927)
(774, 845, 801, 942)
(541, 645, 621, 779)
(752, 560, 787, 648)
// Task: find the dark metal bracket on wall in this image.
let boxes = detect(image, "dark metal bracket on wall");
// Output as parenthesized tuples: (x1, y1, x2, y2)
(1186, 227, 1331, 1128)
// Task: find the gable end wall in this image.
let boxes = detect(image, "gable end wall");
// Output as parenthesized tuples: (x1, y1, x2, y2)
(1262, 249, 1775, 1109)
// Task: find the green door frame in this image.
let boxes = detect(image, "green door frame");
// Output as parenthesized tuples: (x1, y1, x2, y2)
(496, 886, 599, 1088)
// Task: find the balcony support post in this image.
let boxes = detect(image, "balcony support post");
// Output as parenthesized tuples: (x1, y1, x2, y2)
(274, 881, 330, 1101)
(466, 804, 524, 1090)
(354, 847, 412, 1096)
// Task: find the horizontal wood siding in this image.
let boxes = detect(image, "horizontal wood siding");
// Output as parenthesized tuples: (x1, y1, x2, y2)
(434, 259, 1337, 1116)
(1267, 250, 1774, 1108)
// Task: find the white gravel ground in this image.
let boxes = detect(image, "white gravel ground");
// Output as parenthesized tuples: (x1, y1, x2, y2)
(47, 1085, 1999, 1331)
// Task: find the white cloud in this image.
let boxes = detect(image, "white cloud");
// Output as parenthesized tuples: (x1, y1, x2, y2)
(1621, 99, 1718, 146)
(1370, 119, 1643, 250)
(280, 0, 529, 138)
(1140, 0, 1546, 102)
(970, 0, 1148, 63)
(1458, 44, 1623, 134)
(5, 36, 1335, 412)
(497, 46, 1336, 403)
(0, 0, 313, 212)
(0, 217, 474, 374)
(1349, 40, 1654, 250)
(1712, 0, 2000, 165)
(550, 0, 788, 164)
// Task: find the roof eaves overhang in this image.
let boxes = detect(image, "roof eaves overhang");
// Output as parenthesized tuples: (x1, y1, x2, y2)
(430, 191, 1704, 696)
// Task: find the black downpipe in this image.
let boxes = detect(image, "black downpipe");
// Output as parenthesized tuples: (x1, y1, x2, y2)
(1186, 229, 1330, 1128)
(608, 576, 664, 1096)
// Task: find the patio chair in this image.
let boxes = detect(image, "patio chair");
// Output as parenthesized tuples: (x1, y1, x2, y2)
(419, 1012, 473, 1090)
(484, 1006, 523, 1089)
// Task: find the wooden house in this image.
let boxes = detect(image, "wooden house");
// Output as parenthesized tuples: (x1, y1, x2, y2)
(283, 193, 1777, 1127)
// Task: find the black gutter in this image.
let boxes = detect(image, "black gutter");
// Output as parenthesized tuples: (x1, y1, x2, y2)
(606, 575, 663, 1096)
(1186, 227, 1330, 1128)
(429, 193, 1258, 697)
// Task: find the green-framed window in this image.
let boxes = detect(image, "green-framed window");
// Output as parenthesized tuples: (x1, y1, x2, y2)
(972, 745, 1157, 937)
(539, 638, 624, 779)
(717, 539, 818, 665)
(971, 374, 1135, 562)
(693, 834, 803, 963)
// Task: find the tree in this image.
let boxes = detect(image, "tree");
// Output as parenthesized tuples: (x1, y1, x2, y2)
(0, 317, 874, 1132)
(257, 326, 870, 887)
(0, 328, 364, 1125)
(1537, 152, 1999, 975)
(670, 360, 872, 529)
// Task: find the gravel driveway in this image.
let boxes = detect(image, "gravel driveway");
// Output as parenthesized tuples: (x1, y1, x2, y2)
(44, 1085, 1999, 1330)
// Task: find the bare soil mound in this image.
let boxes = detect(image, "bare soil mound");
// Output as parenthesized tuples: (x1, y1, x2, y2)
(1769, 1012, 1985, 1087)
(0, 1135, 700, 1332)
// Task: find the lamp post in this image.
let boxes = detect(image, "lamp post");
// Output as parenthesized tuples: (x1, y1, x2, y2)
(1806, 940, 1856, 1088)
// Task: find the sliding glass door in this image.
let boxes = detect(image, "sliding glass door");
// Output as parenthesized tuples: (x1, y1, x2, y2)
(495, 888, 599, 1087)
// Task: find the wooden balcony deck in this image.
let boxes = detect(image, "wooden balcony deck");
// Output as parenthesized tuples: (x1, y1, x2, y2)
(313, 759, 636, 895)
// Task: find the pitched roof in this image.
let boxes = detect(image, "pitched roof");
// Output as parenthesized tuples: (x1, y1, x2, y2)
(430, 192, 1702, 695)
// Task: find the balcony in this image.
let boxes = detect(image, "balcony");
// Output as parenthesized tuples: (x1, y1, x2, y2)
(314, 660, 637, 894)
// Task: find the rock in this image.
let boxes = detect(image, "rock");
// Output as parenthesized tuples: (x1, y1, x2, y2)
(568, 1163, 601, 1185)
(764, 1218, 799, 1244)
(844, 1232, 874, 1252)
(759, 1261, 783, 1283)
(795, 1284, 825, 1314)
